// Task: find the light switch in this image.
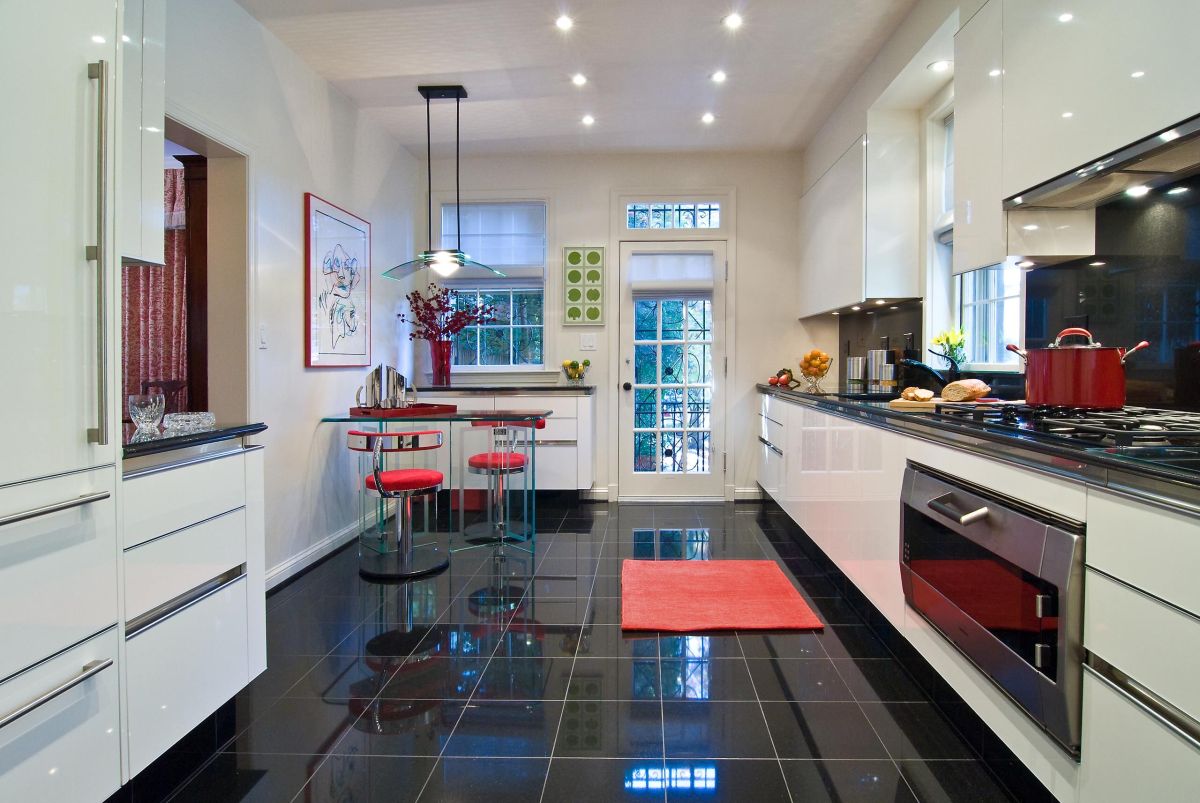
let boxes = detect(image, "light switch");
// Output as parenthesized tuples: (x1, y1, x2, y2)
(258, 322, 268, 349)
(579, 333, 597, 351)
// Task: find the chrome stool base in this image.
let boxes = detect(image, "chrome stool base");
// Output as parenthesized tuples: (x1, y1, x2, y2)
(359, 544, 449, 582)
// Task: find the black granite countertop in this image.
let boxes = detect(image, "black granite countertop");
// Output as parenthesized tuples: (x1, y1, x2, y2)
(416, 385, 594, 395)
(122, 422, 267, 458)
(758, 384, 1200, 506)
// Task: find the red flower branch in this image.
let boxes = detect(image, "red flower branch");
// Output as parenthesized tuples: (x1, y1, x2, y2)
(397, 283, 496, 342)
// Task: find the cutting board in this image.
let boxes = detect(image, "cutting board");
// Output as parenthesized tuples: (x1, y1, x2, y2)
(887, 397, 1007, 412)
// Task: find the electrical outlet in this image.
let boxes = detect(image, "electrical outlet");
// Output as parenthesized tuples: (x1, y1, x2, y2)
(579, 333, 597, 351)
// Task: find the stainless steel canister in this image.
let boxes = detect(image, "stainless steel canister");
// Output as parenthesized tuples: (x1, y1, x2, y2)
(845, 357, 865, 382)
(866, 350, 890, 381)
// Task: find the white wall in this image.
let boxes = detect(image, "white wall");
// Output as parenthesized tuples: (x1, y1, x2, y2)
(426, 152, 838, 497)
(164, 0, 421, 579)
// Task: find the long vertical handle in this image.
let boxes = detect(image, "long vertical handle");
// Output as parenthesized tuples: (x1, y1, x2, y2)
(86, 61, 109, 446)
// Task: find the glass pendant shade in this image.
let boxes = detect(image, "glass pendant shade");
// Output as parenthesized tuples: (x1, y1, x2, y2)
(383, 250, 507, 281)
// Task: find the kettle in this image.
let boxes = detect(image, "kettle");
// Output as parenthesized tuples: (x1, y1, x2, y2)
(356, 364, 417, 409)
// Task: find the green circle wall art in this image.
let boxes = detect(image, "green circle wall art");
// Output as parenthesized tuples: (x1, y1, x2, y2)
(564, 247, 604, 325)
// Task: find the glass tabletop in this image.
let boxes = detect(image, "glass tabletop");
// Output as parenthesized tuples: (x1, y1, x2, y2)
(321, 408, 553, 423)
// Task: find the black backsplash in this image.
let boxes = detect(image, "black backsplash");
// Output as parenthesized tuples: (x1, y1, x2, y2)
(1025, 181, 1200, 410)
(839, 301, 924, 361)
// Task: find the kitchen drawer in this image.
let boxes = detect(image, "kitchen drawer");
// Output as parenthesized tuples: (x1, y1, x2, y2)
(0, 627, 120, 802)
(532, 444, 579, 491)
(536, 416, 577, 442)
(1084, 568, 1200, 724)
(504, 395, 576, 420)
(124, 507, 247, 621)
(760, 415, 784, 449)
(123, 450, 246, 548)
(1078, 665, 1200, 802)
(759, 392, 785, 425)
(1086, 489, 1200, 617)
(0, 467, 117, 681)
(126, 573, 249, 775)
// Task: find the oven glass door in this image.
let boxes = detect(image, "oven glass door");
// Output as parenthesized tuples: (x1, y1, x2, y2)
(903, 504, 1058, 677)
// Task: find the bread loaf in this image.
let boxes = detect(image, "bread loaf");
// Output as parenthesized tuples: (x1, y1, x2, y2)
(941, 379, 991, 402)
(900, 387, 935, 401)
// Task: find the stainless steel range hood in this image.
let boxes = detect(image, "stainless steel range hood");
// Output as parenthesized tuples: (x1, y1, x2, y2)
(1005, 114, 1200, 210)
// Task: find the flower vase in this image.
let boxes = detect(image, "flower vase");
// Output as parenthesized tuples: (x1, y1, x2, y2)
(430, 340, 452, 386)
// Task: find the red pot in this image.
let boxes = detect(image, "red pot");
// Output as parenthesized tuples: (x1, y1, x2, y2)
(1006, 328, 1149, 409)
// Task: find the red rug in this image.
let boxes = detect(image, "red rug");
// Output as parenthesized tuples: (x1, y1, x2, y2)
(621, 560, 824, 631)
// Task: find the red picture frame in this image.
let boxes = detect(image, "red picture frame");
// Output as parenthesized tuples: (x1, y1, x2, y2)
(305, 192, 371, 367)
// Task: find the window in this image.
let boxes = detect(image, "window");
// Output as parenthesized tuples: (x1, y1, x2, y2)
(627, 202, 720, 229)
(439, 201, 547, 370)
(450, 288, 544, 367)
(957, 264, 1021, 366)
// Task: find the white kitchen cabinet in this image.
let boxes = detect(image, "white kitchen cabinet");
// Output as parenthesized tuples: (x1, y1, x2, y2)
(119, 0, 165, 264)
(756, 402, 784, 501)
(1001, 0, 1200, 199)
(798, 137, 866, 317)
(953, 0, 1006, 274)
(0, 0, 120, 486)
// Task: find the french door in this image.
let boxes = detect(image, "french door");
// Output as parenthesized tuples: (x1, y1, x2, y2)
(618, 242, 726, 499)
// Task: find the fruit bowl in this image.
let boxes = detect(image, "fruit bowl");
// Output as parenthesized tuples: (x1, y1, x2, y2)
(799, 349, 832, 392)
(562, 358, 590, 385)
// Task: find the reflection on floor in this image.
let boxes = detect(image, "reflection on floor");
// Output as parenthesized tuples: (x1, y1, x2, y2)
(168, 503, 1016, 802)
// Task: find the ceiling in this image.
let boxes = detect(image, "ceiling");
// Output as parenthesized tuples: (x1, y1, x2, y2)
(234, 0, 918, 156)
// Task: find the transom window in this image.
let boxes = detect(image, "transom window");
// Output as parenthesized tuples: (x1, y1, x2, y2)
(451, 288, 544, 367)
(627, 202, 721, 230)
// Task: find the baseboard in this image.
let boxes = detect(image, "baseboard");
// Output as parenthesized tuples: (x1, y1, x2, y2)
(734, 485, 764, 501)
(265, 515, 367, 590)
(580, 486, 608, 501)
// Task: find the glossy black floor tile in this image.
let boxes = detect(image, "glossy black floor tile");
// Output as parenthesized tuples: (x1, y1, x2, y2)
(898, 760, 1015, 803)
(759, 701, 890, 760)
(737, 631, 826, 660)
(442, 701, 562, 757)
(662, 701, 776, 759)
(419, 757, 550, 801)
(554, 699, 665, 758)
(746, 658, 855, 702)
(661, 657, 759, 701)
(543, 758, 668, 802)
(814, 624, 893, 660)
(834, 658, 927, 702)
(569, 656, 662, 700)
(779, 759, 918, 802)
(577, 625, 658, 659)
(861, 703, 978, 761)
(170, 752, 320, 803)
(665, 758, 791, 802)
(305, 753, 436, 801)
(473, 656, 573, 700)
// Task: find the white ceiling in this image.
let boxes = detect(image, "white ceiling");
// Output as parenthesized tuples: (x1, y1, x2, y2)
(234, 0, 918, 156)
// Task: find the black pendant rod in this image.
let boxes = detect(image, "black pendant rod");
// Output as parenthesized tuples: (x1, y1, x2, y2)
(456, 95, 462, 254)
(425, 94, 432, 252)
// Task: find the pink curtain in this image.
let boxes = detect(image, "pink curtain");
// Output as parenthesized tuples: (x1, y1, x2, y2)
(122, 168, 188, 417)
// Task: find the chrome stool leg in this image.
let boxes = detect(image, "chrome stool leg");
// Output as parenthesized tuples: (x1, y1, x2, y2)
(360, 487, 448, 582)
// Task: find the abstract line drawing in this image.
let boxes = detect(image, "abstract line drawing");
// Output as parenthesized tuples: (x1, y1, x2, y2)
(305, 194, 371, 367)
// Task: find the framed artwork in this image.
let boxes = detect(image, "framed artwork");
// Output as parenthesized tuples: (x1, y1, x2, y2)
(305, 193, 371, 367)
(564, 246, 604, 324)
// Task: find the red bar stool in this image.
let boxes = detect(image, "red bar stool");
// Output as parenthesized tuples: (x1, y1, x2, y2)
(462, 418, 545, 547)
(348, 429, 449, 581)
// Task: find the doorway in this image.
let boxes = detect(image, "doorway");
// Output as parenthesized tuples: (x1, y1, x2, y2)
(618, 241, 727, 500)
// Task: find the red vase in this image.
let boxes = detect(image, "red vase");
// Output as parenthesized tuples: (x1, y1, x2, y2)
(430, 340, 452, 386)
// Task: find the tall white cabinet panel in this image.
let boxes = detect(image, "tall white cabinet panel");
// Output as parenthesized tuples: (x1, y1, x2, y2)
(953, 0, 1007, 274)
(798, 137, 865, 318)
(119, 0, 166, 264)
(1002, 0, 1200, 198)
(864, 111, 920, 300)
(0, 0, 119, 486)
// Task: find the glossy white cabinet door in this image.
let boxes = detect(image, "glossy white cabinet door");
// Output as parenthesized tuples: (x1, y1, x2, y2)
(0, 0, 118, 485)
(864, 111, 920, 300)
(0, 628, 121, 803)
(798, 136, 866, 318)
(119, 0, 166, 264)
(1002, 0, 1200, 198)
(953, 0, 1007, 274)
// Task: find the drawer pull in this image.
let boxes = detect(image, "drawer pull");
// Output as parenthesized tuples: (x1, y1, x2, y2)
(1086, 654, 1200, 752)
(126, 565, 245, 638)
(0, 658, 112, 730)
(0, 491, 110, 528)
(758, 436, 784, 457)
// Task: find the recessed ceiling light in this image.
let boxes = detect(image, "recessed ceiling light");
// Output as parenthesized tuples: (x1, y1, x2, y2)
(850, 305, 861, 311)
(91, 34, 106, 43)
(1022, 224, 1040, 231)
(571, 73, 587, 86)
(889, 306, 899, 310)
(1131, 70, 1146, 78)
(1089, 261, 1107, 267)
(866, 311, 875, 315)
(831, 312, 840, 316)
(711, 70, 727, 84)
(875, 299, 886, 305)
(1017, 260, 1036, 269)
(1160, 129, 1181, 143)
(1013, 196, 1024, 205)
(581, 114, 594, 126)
(1058, 12, 1074, 22)
(927, 60, 952, 73)
(555, 14, 573, 31)
(988, 68, 1002, 77)
(701, 112, 715, 125)
(1168, 187, 1189, 195)
(722, 12, 743, 30)
(1125, 185, 1151, 198)
(1061, 111, 1074, 118)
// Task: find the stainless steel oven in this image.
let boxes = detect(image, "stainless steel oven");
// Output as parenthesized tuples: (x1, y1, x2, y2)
(900, 463, 1085, 757)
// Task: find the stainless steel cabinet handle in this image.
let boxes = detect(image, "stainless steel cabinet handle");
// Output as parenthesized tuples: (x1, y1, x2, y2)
(758, 436, 783, 456)
(927, 493, 989, 525)
(0, 658, 112, 730)
(1085, 657, 1200, 752)
(86, 60, 109, 446)
(0, 491, 110, 529)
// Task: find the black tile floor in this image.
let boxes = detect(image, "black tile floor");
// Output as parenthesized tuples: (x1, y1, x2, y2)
(168, 503, 1016, 802)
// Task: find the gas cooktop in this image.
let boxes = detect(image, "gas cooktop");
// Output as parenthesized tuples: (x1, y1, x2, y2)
(931, 404, 1200, 468)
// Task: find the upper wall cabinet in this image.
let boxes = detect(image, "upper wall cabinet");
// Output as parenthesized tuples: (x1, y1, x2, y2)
(953, 0, 1005, 274)
(1002, 0, 1200, 199)
(798, 126, 919, 318)
(120, 0, 165, 265)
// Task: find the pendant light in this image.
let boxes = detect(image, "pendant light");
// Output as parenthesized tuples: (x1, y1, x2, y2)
(384, 85, 506, 280)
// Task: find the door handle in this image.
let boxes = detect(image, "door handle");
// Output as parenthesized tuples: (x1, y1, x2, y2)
(927, 493, 989, 526)
(86, 60, 109, 446)
(623, 382, 632, 391)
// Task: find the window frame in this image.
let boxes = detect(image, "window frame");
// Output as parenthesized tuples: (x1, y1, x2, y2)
(954, 262, 1025, 371)
(448, 286, 546, 372)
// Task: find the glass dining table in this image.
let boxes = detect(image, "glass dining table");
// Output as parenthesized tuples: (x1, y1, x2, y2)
(320, 408, 551, 580)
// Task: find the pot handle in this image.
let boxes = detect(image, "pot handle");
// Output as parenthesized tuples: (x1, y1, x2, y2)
(1121, 341, 1151, 364)
(1005, 343, 1027, 362)
(1054, 327, 1096, 347)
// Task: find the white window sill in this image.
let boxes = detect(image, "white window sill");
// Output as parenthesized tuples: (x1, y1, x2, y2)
(425, 367, 561, 386)
(960, 363, 1022, 374)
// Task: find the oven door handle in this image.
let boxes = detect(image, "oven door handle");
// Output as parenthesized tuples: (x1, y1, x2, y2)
(927, 493, 990, 526)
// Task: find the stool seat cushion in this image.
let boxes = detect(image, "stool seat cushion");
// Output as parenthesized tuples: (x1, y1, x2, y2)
(365, 468, 444, 492)
(468, 451, 527, 471)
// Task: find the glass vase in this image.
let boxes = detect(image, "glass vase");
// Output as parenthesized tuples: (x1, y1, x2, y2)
(430, 340, 452, 386)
